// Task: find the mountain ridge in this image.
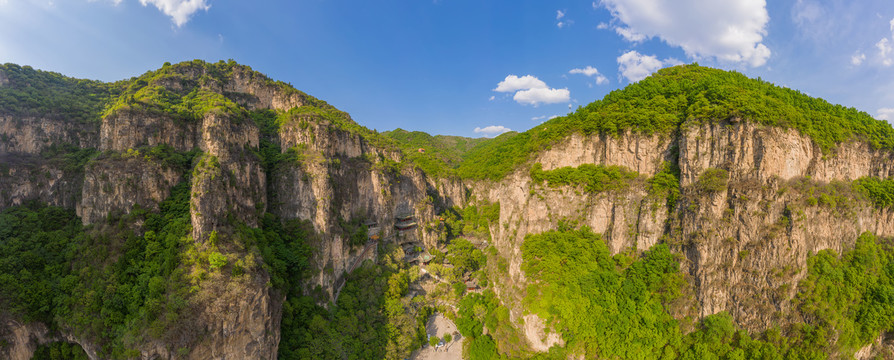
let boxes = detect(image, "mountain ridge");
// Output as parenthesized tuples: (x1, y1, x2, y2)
(2, 60, 894, 359)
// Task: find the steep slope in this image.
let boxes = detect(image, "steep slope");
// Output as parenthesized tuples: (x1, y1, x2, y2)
(3, 62, 894, 359)
(0, 60, 465, 359)
(462, 65, 894, 358)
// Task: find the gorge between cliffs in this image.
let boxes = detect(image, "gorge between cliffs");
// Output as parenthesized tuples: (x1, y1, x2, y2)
(1, 61, 894, 359)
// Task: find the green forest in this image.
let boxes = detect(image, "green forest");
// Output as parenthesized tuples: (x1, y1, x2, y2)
(452, 226, 894, 359)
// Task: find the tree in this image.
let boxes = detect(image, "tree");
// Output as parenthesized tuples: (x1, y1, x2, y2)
(429, 335, 440, 348)
(443, 333, 452, 343)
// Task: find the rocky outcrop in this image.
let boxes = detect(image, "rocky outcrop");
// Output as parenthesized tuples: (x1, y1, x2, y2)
(0, 154, 85, 210)
(0, 317, 99, 360)
(181, 271, 282, 360)
(190, 112, 266, 241)
(99, 109, 197, 152)
(534, 131, 672, 175)
(475, 119, 894, 352)
(273, 116, 465, 297)
(77, 155, 182, 224)
(0, 116, 98, 155)
(224, 66, 309, 111)
(678, 119, 894, 186)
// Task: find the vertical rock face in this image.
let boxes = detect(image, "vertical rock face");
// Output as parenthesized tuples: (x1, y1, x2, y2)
(534, 131, 671, 175)
(191, 112, 266, 241)
(77, 156, 182, 225)
(0, 154, 85, 210)
(224, 66, 309, 112)
(0, 116, 99, 155)
(99, 110, 197, 152)
(0, 317, 101, 360)
(678, 120, 894, 186)
(0, 63, 324, 359)
(180, 273, 282, 360)
(476, 119, 894, 352)
(272, 117, 465, 297)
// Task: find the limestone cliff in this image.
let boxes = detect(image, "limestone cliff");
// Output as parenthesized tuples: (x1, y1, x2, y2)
(4, 61, 894, 358)
(474, 118, 894, 354)
(0, 60, 467, 359)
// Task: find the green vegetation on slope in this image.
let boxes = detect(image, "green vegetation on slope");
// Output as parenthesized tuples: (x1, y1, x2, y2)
(32, 342, 89, 360)
(853, 177, 894, 209)
(0, 63, 121, 122)
(0, 182, 195, 357)
(521, 225, 685, 358)
(274, 242, 432, 360)
(794, 232, 894, 356)
(382, 129, 492, 177)
(459, 64, 894, 180)
(530, 163, 640, 194)
(438, 201, 500, 241)
(454, 225, 894, 359)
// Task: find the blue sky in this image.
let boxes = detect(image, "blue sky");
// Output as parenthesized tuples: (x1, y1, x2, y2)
(1, 0, 894, 137)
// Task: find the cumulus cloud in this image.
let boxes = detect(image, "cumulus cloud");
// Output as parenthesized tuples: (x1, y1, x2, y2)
(601, 0, 771, 67)
(852, 52, 866, 66)
(877, 108, 894, 121)
(140, 0, 210, 27)
(617, 50, 666, 82)
(556, 10, 565, 20)
(474, 125, 512, 136)
(514, 87, 571, 106)
(494, 75, 547, 93)
(569, 66, 609, 85)
(493, 74, 570, 106)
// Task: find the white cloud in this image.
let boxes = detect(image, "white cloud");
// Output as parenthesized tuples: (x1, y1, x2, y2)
(493, 74, 570, 106)
(556, 10, 565, 20)
(474, 125, 512, 136)
(494, 75, 547, 92)
(601, 0, 771, 67)
(139, 0, 210, 27)
(514, 87, 571, 106)
(597, 22, 609, 30)
(488, 95, 495, 101)
(569, 66, 608, 85)
(852, 52, 866, 66)
(877, 108, 894, 121)
(880, 17, 894, 66)
(617, 50, 664, 82)
(878, 38, 893, 66)
(615, 27, 646, 42)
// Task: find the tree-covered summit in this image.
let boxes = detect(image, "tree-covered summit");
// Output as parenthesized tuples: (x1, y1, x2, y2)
(458, 64, 894, 180)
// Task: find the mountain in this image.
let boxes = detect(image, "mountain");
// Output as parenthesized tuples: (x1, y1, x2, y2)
(1, 61, 893, 359)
